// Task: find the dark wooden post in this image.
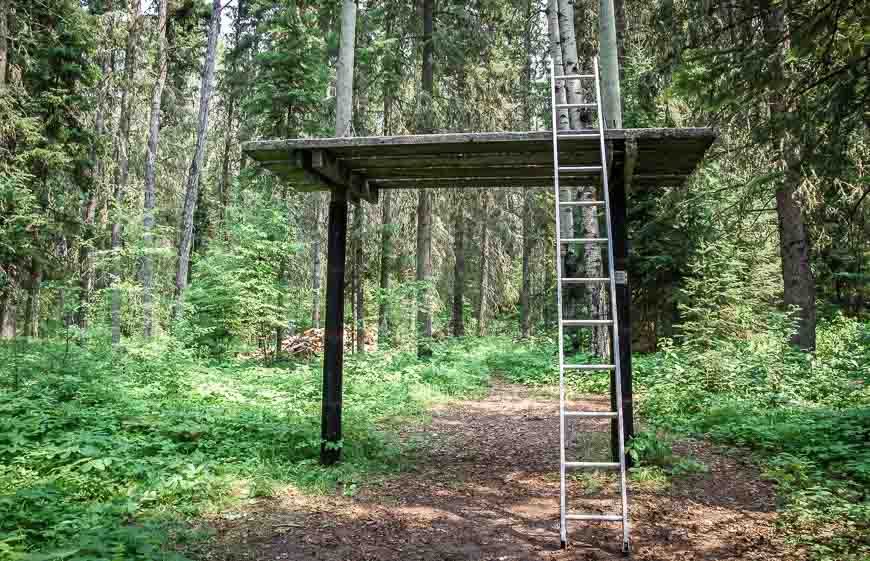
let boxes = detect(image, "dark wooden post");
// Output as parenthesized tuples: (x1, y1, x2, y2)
(608, 171, 635, 466)
(320, 189, 348, 465)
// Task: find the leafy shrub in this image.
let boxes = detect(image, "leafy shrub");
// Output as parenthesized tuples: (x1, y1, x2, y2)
(0, 335, 503, 560)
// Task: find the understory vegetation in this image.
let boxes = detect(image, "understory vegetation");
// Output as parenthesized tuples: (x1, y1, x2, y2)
(0, 337, 497, 560)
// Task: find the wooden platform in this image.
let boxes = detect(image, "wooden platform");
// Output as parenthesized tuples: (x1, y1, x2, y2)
(242, 128, 716, 203)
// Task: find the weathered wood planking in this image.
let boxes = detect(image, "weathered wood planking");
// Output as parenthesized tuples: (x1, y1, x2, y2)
(242, 128, 716, 199)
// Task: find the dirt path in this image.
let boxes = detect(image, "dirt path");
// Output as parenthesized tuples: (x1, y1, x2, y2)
(196, 382, 799, 561)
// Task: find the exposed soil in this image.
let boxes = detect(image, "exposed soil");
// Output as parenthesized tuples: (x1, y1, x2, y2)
(193, 382, 800, 561)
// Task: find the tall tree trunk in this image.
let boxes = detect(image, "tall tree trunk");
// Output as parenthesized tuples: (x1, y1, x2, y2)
(0, 267, 17, 339)
(174, 0, 222, 320)
(614, 0, 626, 85)
(599, 0, 623, 129)
(377, 189, 392, 346)
(23, 259, 41, 338)
(476, 194, 489, 337)
(521, 187, 532, 338)
(762, 1, 816, 350)
(557, 0, 587, 129)
(520, 1, 533, 339)
(77, 1, 114, 332)
(142, 0, 168, 338)
(311, 194, 323, 328)
(416, 0, 435, 357)
(547, 0, 569, 130)
(0, 0, 8, 88)
(353, 205, 365, 352)
(335, 0, 357, 137)
(452, 193, 466, 337)
(111, 0, 142, 344)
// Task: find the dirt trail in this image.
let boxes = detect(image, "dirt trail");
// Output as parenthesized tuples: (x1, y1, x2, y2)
(196, 382, 799, 561)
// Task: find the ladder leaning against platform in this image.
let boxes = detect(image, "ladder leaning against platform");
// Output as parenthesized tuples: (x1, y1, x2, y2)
(549, 56, 631, 555)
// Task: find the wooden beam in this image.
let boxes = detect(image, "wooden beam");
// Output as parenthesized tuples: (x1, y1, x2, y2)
(320, 189, 349, 466)
(607, 165, 635, 466)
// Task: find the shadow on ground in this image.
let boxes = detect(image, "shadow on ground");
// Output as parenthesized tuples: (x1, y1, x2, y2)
(189, 383, 799, 561)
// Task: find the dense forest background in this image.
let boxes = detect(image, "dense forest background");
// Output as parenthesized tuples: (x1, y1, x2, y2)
(0, 0, 868, 560)
(0, 0, 867, 350)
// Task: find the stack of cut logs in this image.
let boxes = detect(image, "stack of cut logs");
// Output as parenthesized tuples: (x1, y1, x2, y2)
(278, 327, 377, 358)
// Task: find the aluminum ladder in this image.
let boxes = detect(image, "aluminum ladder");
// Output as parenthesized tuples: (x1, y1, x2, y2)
(549, 56, 631, 555)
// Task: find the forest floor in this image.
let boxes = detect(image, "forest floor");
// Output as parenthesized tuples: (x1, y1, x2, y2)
(192, 381, 801, 561)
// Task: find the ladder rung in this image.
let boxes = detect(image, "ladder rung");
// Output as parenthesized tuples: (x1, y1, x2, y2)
(559, 165, 601, 172)
(565, 513, 623, 522)
(560, 238, 608, 243)
(565, 461, 621, 469)
(562, 319, 613, 326)
(554, 74, 595, 80)
(558, 131, 598, 138)
(556, 103, 597, 109)
(561, 277, 609, 283)
(559, 200, 605, 207)
(563, 364, 615, 370)
(564, 411, 618, 418)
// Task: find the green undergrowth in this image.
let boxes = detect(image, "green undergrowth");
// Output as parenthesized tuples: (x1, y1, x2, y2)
(0, 335, 498, 560)
(485, 315, 869, 560)
(638, 314, 870, 561)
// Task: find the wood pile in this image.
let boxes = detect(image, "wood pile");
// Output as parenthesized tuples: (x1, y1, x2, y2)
(279, 327, 378, 358)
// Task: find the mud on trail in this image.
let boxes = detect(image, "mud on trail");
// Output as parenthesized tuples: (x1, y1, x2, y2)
(193, 382, 801, 561)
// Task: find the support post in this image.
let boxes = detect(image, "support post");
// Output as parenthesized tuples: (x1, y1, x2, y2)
(609, 171, 635, 465)
(320, 189, 348, 465)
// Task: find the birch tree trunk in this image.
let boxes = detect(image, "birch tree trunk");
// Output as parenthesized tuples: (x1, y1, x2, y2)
(174, 0, 222, 320)
(416, 0, 435, 356)
(557, 0, 587, 129)
(547, 0, 569, 130)
(142, 0, 168, 338)
(476, 194, 489, 337)
(111, 0, 141, 344)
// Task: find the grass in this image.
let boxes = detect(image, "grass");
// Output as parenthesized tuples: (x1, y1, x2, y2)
(0, 335, 502, 560)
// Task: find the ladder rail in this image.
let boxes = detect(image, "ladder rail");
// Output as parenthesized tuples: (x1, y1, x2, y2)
(548, 56, 569, 549)
(550, 56, 630, 554)
(592, 56, 631, 550)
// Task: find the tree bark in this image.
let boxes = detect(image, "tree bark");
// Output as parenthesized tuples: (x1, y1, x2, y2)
(142, 0, 169, 338)
(173, 0, 222, 320)
(762, 0, 816, 350)
(521, 187, 532, 338)
(111, 0, 142, 344)
(0, 0, 8, 88)
(353, 204, 365, 352)
(377, 190, 392, 346)
(599, 0, 623, 129)
(23, 258, 41, 338)
(520, 1, 533, 339)
(335, 0, 357, 137)
(311, 194, 323, 328)
(452, 193, 466, 337)
(557, 0, 587, 129)
(0, 267, 17, 339)
(476, 194, 489, 337)
(547, 0, 569, 130)
(416, 0, 435, 356)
